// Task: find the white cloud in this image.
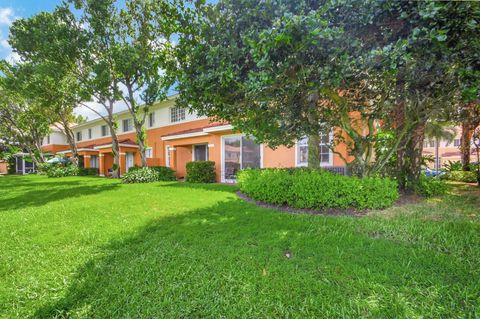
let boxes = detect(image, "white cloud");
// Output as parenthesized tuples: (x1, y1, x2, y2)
(0, 7, 15, 26)
(74, 100, 128, 121)
(5, 50, 20, 63)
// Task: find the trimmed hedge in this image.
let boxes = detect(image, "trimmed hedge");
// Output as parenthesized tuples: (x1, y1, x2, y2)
(443, 171, 478, 183)
(186, 161, 216, 183)
(237, 168, 399, 210)
(45, 165, 80, 178)
(123, 166, 176, 183)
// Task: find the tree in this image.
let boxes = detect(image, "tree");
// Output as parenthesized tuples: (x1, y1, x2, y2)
(0, 64, 50, 166)
(459, 102, 480, 171)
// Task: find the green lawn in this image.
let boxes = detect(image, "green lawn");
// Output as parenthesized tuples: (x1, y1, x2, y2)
(0, 175, 479, 318)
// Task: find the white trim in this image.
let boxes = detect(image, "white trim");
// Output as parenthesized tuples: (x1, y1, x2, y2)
(220, 134, 263, 183)
(84, 155, 91, 158)
(119, 152, 126, 155)
(203, 124, 233, 133)
(94, 143, 139, 149)
(56, 148, 97, 154)
(192, 144, 209, 161)
(208, 144, 214, 148)
(165, 145, 171, 167)
(161, 131, 208, 141)
(294, 131, 334, 167)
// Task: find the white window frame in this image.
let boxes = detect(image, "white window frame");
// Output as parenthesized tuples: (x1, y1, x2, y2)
(88, 128, 92, 140)
(47, 135, 50, 145)
(170, 106, 186, 123)
(220, 134, 263, 183)
(146, 147, 153, 159)
(101, 125, 109, 137)
(192, 144, 208, 161)
(76, 131, 82, 142)
(148, 112, 155, 127)
(165, 145, 171, 167)
(295, 131, 334, 167)
(123, 119, 133, 132)
(454, 139, 461, 147)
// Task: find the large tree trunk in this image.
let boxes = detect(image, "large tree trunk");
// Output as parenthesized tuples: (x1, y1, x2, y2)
(460, 122, 474, 171)
(108, 107, 121, 178)
(307, 133, 321, 168)
(135, 122, 148, 167)
(57, 116, 79, 166)
(404, 122, 426, 190)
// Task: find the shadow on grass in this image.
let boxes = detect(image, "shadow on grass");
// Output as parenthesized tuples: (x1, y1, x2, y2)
(157, 181, 238, 193)
(32, 199, 477, 318)
(0, 177, 119, 211)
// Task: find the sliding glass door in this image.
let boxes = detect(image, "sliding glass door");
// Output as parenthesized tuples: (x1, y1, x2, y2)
(222, 135, 261, 182)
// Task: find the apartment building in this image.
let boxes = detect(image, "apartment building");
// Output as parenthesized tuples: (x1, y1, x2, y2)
(40, 95, 350, 182)
(423, 129, 479, 170)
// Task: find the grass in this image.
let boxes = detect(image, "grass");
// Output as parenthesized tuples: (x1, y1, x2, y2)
(0, 175, 479, 318)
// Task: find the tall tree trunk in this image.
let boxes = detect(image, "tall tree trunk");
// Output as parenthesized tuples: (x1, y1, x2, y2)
(307, 133, 321, 168)
(460, 122, 474, 171)
(108, 104, 121, 178)
(57, 116, 79, 166)
(405, 122, 426, 190)
(134, 122, 148, 167)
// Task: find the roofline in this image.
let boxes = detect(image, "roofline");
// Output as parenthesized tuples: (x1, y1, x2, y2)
(72, 94, 179, 130)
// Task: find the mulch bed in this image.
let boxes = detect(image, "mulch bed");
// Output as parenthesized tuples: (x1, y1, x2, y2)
(236, 191, 423, 217)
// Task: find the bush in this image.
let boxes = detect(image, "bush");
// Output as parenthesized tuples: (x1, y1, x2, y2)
(443, 170, 478, 183)
(237, 168, 399, 210)
(46, 165, 80, 178)
(122, 166, 176, 183)
(414, 174, 448, 197)
(79, 168, 99, 176)
(186, 161, 216, 183)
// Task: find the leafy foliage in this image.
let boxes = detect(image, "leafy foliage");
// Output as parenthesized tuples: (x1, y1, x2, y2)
(79, 168, 99, 176)
(443, 171, 478, 183)
(122, 166, 176, 184)
(44, 165, 80, 178)
(185, 161, 216, 183)
(414, 175, 448, 198)
(238, 168, 399, 210)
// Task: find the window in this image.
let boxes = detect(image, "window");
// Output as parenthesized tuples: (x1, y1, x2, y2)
(90, 155, 98, 168)
(123, 119, 133, 132)
(148, 112, 155, 127)
(101, 125, 109, 137)
(146, 147, 153, 158)
(170, 106, 186, 123)
(47, 135, 50, 144)
(76, 131, 82, 142)
(429, 140, 435, 148)
(193, 144, 208, 161)
(297, 133, 332, 166)
(88, 128, 92, 139)
(165, 146, 171, 167)
(454, 139, 461, 147)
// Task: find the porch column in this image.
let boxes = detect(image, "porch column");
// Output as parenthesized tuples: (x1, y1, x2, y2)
(99, 154, 105, 176)
(119, 152, 126, 176)
(84, 155, 91, 168)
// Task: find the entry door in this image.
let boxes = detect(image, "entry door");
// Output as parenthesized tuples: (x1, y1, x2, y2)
(222, 136, 261, 182)
(126, 152, 134, 170)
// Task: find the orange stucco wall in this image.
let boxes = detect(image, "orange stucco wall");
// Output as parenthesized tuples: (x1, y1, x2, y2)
(0, 162, 7, 174)
(45, 118, 354, 181)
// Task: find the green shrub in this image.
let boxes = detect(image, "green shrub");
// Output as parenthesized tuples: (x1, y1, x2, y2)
(46, 165, 80, 178)
(7, 157, 16, 174)
(186, 161, 216, 183)
(237, 168, 399, 210)
(443, 160, 462, 172)
(414, 174, 448, 197)
(122, 166, 176, 183)
(444, 170, 478, 183)
(79, 168, 99, 176)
